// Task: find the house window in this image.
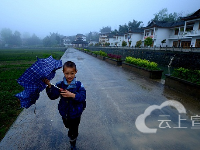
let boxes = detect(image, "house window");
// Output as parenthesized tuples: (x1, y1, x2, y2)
(199, 22, 200, 29)
(151, 30, 153, 35)
(173, 41, 178, 47)
(181, 41, 191, 48)
(175, 29, 179, 35)
(195, 39, 200, 47)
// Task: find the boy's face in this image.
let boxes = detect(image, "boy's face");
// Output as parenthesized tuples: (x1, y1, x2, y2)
(63, 67, 77, 83)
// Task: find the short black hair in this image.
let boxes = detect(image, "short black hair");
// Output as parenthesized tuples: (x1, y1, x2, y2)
(63, 61, 77, 71)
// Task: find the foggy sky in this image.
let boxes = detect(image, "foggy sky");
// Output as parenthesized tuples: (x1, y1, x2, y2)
(0, 0, 200, 38)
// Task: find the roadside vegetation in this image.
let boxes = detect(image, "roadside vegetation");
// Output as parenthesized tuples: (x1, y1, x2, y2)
(172, 67, 200, 85)
(125, 56, 160, 71)
(0, 48, 65, 141)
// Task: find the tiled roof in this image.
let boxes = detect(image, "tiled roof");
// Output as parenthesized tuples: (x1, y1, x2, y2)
(181, 9, 200, 20)
(115, 33, 124, 36)
(107, 34, 115, 38)
(76, 34, 86, 37)
(129, 28, 144, 33)
(146, 20, 185, 28)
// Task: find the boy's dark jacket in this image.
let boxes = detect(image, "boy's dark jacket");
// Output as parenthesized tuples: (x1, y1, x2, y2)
(46, 77, 86, 119)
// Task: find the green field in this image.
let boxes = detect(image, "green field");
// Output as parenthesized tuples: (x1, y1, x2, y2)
(0, 48, 65, 140)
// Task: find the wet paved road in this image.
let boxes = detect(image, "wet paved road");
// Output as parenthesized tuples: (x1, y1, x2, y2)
(1, 48, 200, 150)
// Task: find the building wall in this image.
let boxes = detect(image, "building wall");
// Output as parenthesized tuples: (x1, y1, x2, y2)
(155, 28, 170, 47)
(108, 37, 116, 46)
(116, 36, 124, 46)
(130, 33, 143, 47)
(87, 47, 200, 69)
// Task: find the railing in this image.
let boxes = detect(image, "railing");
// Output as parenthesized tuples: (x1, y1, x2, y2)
(184, 30, 200, 36)
(86, 46, 200, 52)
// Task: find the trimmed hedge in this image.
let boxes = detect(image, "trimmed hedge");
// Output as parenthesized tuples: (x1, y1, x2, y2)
(125, 56, 160, 71)
(172, 67, 200, 85)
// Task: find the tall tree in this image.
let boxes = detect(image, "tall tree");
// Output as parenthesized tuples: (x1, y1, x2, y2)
(100, 26, 111, 33)
(118, 24, 128, 34)
(26, 34, 41, 46)
(111, 29, 118, 35)
(43, 32, 63, 47)
(148, 8, 183, 24)
(128, 19, 143, 30)
(86, 32, 99, 41)
(0, 28, 12, 45)
(11, 31, 22, 46)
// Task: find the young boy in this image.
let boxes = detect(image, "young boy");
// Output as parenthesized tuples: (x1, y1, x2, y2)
(43, 61, 86, 150)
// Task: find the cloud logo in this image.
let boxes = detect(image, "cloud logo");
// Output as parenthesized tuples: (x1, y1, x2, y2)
(135, 100, 186, 133)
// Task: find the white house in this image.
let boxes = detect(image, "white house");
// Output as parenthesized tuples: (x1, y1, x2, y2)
(107, 34, 116, 46)
(99, 32, 109, 45)
(98, 9, 200, 48)
(142, 21, 186, 47)
(71, 34, 88, 47)
(124, 28, 144, 47)
(99, 33, 124, 47)
(142, 9, 200, 48)
(181, 9, 200, 47)
(115, 34, 124, 46)
(63, 36, 71, 46)
(76, 34, 86, 41)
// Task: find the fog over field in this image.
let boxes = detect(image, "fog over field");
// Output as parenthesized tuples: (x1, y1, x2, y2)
(0, 0, 200, 38)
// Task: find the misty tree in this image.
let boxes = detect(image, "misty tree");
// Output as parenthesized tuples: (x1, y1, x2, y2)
(86, 32, 99, 41)
(100, 26, 111, 33)
(111, 29, 118, 35)
(116, 19, 143, 34)
(128, 19, 143, 30)
(148, 8, 184, 24)
(0, 28, 12, 45)
(68, 35, 76, 42)
(0, 28, 22, 46)
(43, 32, 63, 47)
(26, 34, 41, 46)
(118, 24, 128, 34)
(11, 31, 22, 46)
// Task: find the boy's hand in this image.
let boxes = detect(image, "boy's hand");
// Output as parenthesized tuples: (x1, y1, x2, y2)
(60, 90, 75, 98)
(42, 78, 51, 88)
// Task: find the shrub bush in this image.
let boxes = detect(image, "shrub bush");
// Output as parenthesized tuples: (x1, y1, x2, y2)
(122, 41, 127, 47)
(84, 49, 91, 52)
(135, 40, 142, 47)
(125, 56, 160, 70)
(172, 67, 200, 85)
(107, 54, 122, 60)
(99, 50, 107, 57)
(92, 51, 99, 55)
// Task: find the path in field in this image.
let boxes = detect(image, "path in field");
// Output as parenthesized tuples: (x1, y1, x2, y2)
(1, 48, 200, 150)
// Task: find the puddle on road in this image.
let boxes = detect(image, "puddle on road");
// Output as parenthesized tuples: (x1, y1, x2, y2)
(77, 57, 84, 60)
(163, 86, 200, 117)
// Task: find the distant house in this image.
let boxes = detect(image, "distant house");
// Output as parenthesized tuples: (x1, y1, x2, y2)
(114, 33, 125, 47)
(99, 32, 110, 45)
(62, 36, 71, 46)
(124, 28, 144, 47)
(181, 9, 200, 47)
(71, 34, 88, 47)
(89, 40, 98, 46)
(142, 20, 185, 47)
(97, 9, 200, 48)
(107, 34, 116, 46)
